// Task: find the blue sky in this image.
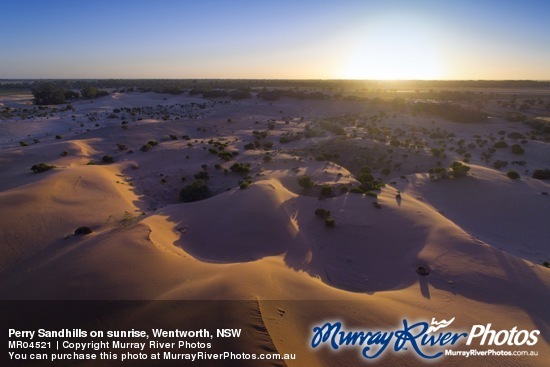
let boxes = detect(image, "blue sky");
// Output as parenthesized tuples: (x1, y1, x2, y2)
(1, 0, 549, 79)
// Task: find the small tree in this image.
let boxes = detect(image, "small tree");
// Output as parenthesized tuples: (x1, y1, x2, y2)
(320, 185, 333, 197)
(297, 175, 314, 189)
(180, 179, 211, 202)
(31, 163, 55, 173)
(449, 161, 470, 178)
(506, 171, 520, 179)
(532, 169, 550, 180)
(511, 144, 525, 155)
(102, 155, 115, 163)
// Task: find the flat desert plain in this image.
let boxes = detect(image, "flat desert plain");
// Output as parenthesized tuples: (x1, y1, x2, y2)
(0, 84, 548, 366)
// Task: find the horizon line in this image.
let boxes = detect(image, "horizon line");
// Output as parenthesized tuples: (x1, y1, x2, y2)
(2, 78, 550, 83)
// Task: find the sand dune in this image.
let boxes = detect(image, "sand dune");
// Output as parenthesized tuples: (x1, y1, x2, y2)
(0, 89, 548, 366)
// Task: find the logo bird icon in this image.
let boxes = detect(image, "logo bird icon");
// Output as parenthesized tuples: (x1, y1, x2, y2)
(427, 317, 456, 333)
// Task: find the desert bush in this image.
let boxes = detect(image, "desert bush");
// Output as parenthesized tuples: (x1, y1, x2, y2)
(507, 132, 526, 140)
(357, 167, 384, 191)
(102, 155, 115, 164)
(325, 217, 336, 227)
(493, 141, 508, 149)
(511, 144, 525, 155)
(230, 89, 252, 100)
(194, 171, 210, 180)
(19, 141, 28, 146)
(55, 134, 62, 139)
(140, 140, 158, 152)
(532, 169, 550, 180)
(31, 163, 55, 173)
(262, 155, 272, 163)
(297, 175, 314, 189)
(239, 181, 251, 190)
(449, 161, 470, 178)
(217, 151, 234, 161)
(493, 160, 508, 169)
(320, 185, 333, 197)
(506, 171, 520, 179)
(230, 163, 251, 174)
(180, 179, 211, 202)
(81, 86, 108, 99)
(428, 167, 448, 180)
(315, 208, 331, 219)
(31, 82, 69, 105)
(243, 143, 255, 150)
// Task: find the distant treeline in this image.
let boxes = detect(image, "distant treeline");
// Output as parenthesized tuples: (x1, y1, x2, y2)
(410, 101, 488, 123)
(2, 79, 549, 105)
(2, 79, 550, 92)
(30, 82, 110, 105)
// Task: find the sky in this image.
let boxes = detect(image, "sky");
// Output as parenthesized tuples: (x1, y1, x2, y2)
(1, 0, 549, 80)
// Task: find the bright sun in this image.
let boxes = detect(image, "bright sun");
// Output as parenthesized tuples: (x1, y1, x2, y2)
(340, 22, 446, 80)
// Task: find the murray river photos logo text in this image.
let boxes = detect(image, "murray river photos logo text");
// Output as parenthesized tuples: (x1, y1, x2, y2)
(310, 317, 540, 360)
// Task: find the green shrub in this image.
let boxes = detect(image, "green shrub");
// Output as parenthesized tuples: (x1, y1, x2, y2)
(493, 141, 508, 149)
(511, 144, 525, 155)
(320, 185, 333, 197)
(506, 171, 520, 179)
(297, 175, 314, 189)
(217, 151, 233, 161)
(140, 140, 158, 152)
(230, 163, 251, 174)
(194, 171, 210, 180)
(325, 217, 336, 227)
(31, 163, 55, 173)
(180, 179, 211, 202)
(357, 167, 385, 191)
(493, 160, 508, 169)
(428, 166, 448, 180)
(55, 134, 62, 139)
(102, 155, 115, 164)
(532, 169, 550, 180)
(449, 161, 470, 178)
(315, 208, 331, 219)
(239, 181, 251, 190)
(431, 148, 444, 157)
(19, 141, 28, 146)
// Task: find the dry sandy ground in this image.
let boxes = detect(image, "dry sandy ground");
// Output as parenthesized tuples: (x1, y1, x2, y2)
(0, 90, 548, 366)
